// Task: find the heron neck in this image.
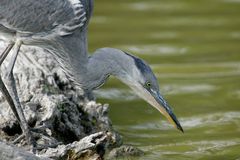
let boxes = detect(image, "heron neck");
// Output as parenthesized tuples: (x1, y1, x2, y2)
(83, 48, 134, 91)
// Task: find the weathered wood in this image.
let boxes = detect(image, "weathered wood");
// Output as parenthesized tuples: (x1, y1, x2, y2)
(0, 41, 122, 159)
(0, 40, 143, 159)
(0, 141, 50, 160)
(0, 131, 117, 160)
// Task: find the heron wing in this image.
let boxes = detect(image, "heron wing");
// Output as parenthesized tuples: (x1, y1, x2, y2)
(0, 0, 94, 92)
(0, 0, 93, 36)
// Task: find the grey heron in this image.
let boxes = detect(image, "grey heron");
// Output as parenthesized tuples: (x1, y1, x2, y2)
(0, 0, 183, 150)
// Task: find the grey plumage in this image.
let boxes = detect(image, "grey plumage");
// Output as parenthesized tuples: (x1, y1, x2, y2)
(0, 0, 183, 150)
(0, 0, 91, 34)
(0, 0, 92, 88)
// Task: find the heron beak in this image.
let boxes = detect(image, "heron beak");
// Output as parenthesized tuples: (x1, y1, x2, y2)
(149, 90, 184, 132)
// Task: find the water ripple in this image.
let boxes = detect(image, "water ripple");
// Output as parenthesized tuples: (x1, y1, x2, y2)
(162, 84, 216, 95)
(144, 139, 240, 156)
(128, 112, 240, 131)
(94, 89, 137, 101)
(128, 2, 185, 11)
(121, 45, 188, 55)
(94, 84, 216, 100)
(157, 71, 240, 79)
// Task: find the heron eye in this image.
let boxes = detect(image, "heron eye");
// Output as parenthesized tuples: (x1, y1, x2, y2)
(145, 81, 151, 88)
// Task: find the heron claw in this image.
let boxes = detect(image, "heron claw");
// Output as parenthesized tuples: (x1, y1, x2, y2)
(13, 128, 61, 153)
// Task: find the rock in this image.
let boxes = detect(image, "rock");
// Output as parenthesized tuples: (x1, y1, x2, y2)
(107, 145, 144, 159)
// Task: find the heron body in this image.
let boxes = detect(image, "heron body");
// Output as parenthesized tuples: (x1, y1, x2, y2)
(0, 0, 183, 151)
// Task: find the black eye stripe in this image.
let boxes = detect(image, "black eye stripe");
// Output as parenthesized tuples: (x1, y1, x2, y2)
(123, 51, 152, 74)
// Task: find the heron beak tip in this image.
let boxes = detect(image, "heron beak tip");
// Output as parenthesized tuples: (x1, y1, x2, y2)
(178, 125, 184, 133)
(151, 90, 184, 133)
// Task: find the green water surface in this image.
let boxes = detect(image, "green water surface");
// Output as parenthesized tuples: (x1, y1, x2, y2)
(89, 0, 240, 159)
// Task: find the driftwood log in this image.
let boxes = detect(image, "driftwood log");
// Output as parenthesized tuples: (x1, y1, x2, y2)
(0, 41, 143, 160)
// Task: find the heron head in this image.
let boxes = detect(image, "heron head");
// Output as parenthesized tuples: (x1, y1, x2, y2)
(122, 52, 183, 132)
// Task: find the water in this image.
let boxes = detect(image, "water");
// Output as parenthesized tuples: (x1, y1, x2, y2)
(89, 0, 240, 159)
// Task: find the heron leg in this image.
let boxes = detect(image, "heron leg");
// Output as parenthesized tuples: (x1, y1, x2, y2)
(0, 43, 21, 120)
(0, 41, 35, 151)
(0, 43, 14, 66)
(0, 42, 60, 151)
